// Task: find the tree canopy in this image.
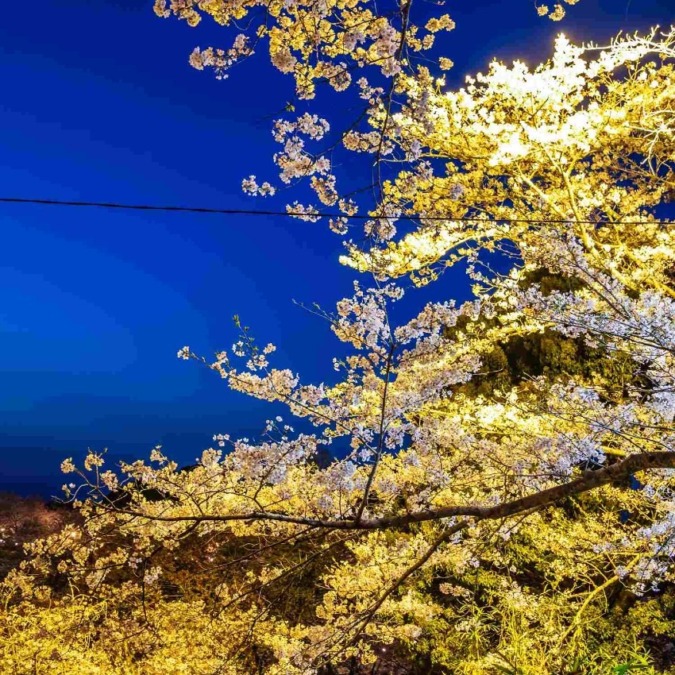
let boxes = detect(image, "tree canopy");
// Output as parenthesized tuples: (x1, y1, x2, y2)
(1, 3, 674, 673)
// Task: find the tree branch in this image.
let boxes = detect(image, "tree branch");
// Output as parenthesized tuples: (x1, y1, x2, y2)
(102, 451, 675, 531)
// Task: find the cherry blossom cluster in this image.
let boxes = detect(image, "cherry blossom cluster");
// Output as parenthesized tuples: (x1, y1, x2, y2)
(188, 35, 253, 80)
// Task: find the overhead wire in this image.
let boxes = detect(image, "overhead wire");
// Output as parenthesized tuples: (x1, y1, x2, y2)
(0, 196, 671, 226)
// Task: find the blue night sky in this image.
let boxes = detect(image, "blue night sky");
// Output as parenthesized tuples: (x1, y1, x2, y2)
(0, 0, 672, 495)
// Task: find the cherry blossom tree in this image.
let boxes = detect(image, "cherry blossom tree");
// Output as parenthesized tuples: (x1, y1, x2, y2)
(1, 5, 673, 673)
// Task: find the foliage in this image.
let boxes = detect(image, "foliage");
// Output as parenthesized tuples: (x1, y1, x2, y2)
(1, 4, 674, 674)
(0, 494, 71, 581)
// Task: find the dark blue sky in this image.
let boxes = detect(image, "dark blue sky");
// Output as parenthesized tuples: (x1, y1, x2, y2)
(0, 0, 671, 495)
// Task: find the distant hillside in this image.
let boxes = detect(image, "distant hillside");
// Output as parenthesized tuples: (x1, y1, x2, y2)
(0, 492, 75, 580)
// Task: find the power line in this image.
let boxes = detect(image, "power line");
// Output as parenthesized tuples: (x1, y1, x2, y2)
(0, 196, 671, 226)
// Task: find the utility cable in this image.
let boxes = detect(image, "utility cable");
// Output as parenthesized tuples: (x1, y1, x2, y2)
(0, 196, 671, 226)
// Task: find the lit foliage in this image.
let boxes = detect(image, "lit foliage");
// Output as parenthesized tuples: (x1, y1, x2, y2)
(153, 0, 455, 98)
(1, 10, 675, 675)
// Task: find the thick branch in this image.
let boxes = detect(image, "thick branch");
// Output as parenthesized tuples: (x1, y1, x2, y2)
(105, 451, 675, 530)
